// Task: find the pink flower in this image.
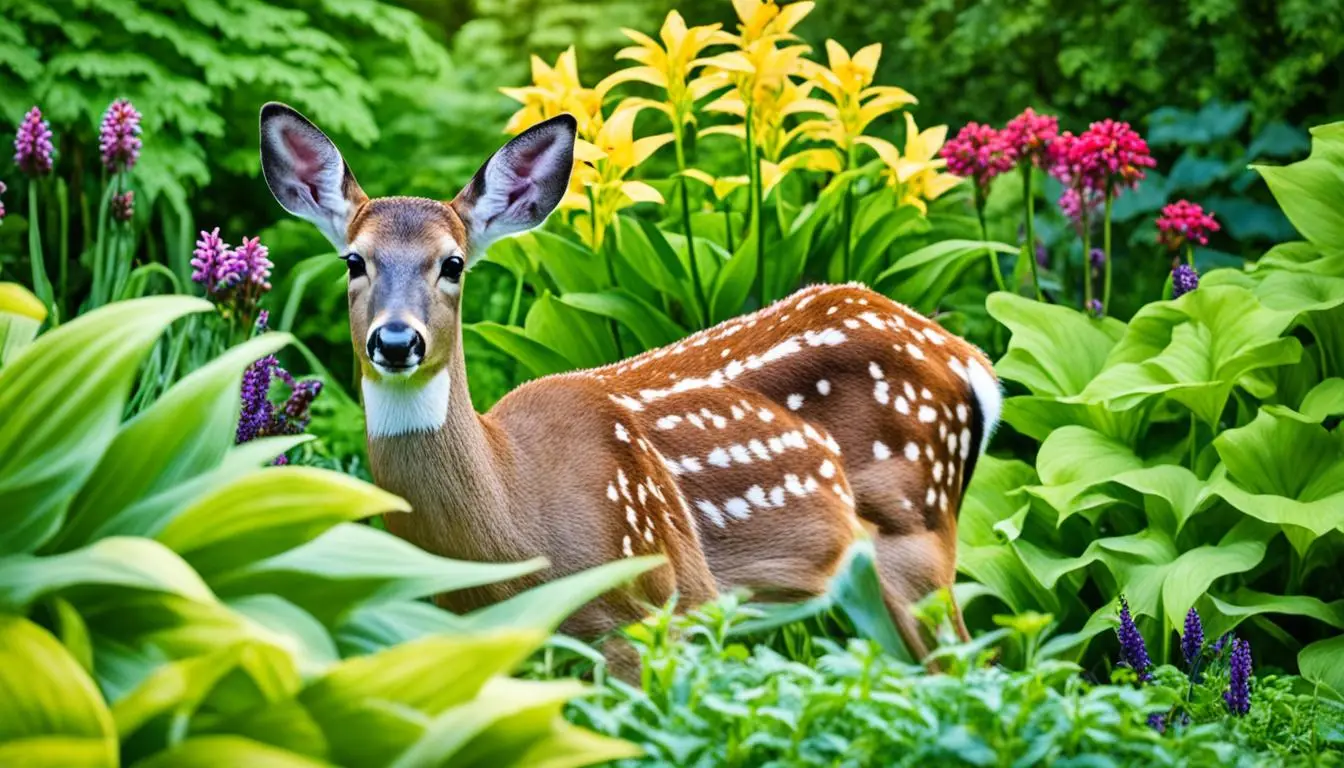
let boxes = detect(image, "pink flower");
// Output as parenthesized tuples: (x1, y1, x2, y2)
(0, 180, 6, 223)
(111, 191, 134, 222)
(1002, 108, 1059, 167)
(99, 99, 142, 173)
(1066, 119, 1156, 197)
(940, 122, 1018, 194)
(1156, 200, 1219, 251)
(1058, 185, 1103, 231)
(191, 228, 230, 295)
(14, 106, 54, 177)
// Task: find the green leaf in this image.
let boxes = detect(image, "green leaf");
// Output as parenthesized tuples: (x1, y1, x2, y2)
(0, 281, 47, 366)
(558, 291, 687, 351)
(1254, 121, 1344, 255)
(874, 241, 1017, 314)
(525, 293, 617, 370)
(1025, 427, 1143, 521)
(56, 332, 292, 550)
(1300, 635, 1344, 699)
(334, 601, 470, 656)
(110, 644, 249, 739)
(1205, 590, 1344, 642)
(0, 615, 116, 767)
(155, 466, 410, 579)
(1158, 521, 1274, 629)
(464, 322, 575, 377)
(210, 523, 547, 625)
(986, 292, 1126, 394)
(613, 216, 692, 308)
(462, 556, 663, 633)
(1299, 378, 1344, 421)
(0, 536, 214, 612)
(132, 735, 333, 767)
(709, 236, 757, 325)
(514, 230, 607, 294)
(0, 296, 210, 554)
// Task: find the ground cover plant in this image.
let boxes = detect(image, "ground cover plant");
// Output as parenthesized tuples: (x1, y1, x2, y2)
(2, 0, 1343, 765)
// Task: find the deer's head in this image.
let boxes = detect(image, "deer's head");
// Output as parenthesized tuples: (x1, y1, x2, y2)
(259, 102, 575, 383)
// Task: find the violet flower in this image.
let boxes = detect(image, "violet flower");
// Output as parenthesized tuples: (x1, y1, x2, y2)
(99, 99, 142, 173)
(1115, 596, 1152, 682)
(1223, 638, 1252, 715)
(1147, 712, 1166, 733)
(237, 355, 277, 444)
(1181, 607, 1204, 671)
(191, 228, 230, 297)
(1087, 299, 1103, 318)
(0, 180, 6, 224)
(14, 106, 54, 177)
(1172, 264, 1199, 298)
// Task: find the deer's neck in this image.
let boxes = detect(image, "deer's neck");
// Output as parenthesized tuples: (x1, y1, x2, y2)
(362, 338, 519, 564)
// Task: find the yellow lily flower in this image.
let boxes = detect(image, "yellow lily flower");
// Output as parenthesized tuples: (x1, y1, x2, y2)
(596, 11, 731, 129)
(857, 112, 959, 213)
(731, 0, 815, 44)
(501, 46, 608, 141)
(791, 40, 917, 167)
(680, 169, 749, 203)
(570, 102, 675, 249)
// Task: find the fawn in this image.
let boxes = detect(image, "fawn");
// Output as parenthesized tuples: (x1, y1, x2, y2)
(259, 103, 1001, 672)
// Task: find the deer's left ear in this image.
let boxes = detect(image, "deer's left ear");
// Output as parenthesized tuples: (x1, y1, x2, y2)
(259, 102, 368, 249)
(452, 114, 576, 252)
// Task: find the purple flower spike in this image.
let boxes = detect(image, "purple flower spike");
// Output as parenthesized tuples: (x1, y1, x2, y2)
(0, 180, 6, 223)
(1172, 264, 1199, 298)
(234, 236, 273, 292)
(237, 355, 277, 444)
(1089, 247, 1105, 270)
(1223, 638, 1252, 715)
(256, 309, 270, 333)
(14, 106, 54, 177)
(99, 99, 142, 173)
(281, 379, 323, 434)
(1115, 596, 1152, 682)
(1181, 607, 1204, 670)
(111, 191, 134, 222)
(1212, 633, 1231, 655)
(191, 228, 230, 296)
(1147, 712, 1166, 733)
(1088, 298, 1103, 318)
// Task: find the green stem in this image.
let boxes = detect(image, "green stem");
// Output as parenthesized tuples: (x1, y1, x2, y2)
(1022, 166, 1042, 300)
(27, 183, 54, 315)
(723, 204, 734, 255)
(841, 145, 856, 280)
(975, 189, 1005, 292)
(588, 186, 624, 359)
(1102, 189, 1114, 315)
(674, 127, 707, 328)
(92, 179, 115, 308)
(745, 106, 765, 308)
(57, 178, 69, 323)
(1188, 412, 1198, 472)
(1082, 210, 1093, 312)
(1185, 243, 1194, 269)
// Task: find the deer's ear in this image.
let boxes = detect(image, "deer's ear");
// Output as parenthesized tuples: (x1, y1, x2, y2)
(259, 102, 367, 249)
(452, 114, 576, 252)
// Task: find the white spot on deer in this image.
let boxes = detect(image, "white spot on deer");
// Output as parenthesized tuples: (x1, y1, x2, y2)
(918, 405, 938, 423)
(905, 442, 920, 461)
(748, 439, 772, 460)
(901, 497, 914, 511)
(843, 318, 862, 330)
(617, 469, 631, 500)
(947, 432, 959, 455)
(729, 444, 753, 464)
(696, 499, 726, 527)
(731, 405, 746, 420)
(948, 358, 969, 382)
(707, 448, 732, 468)
(833, 484, 854, 507)
(845, 297, 854, 304)
(622, 535, 634, 556)
(711, 414, 728, 428)
(610, 394, 644, 411)
(769, 486, 786, 506)
(874, 380, 890, 405)
(721, 348, 732, 358)
(939, 490, 949, 512)
(804, 475, 820, 493)
(906, 343, 926, 360)
(724, 497, 751, 520)
(925, 487, 937, 507)
(910, 327, 926, 342)
(782, 430, 807, 449)
(903, 382, 917, 400)
(894, 396, 910, 415)
(873, 441, 891, 460)
(869, 361, 885, 379)
(933, 461, 944, 483)
(925, 444, 936, 461)
(787, 393, 805, 410)
(859, 298, 869, 305)
(860, 312, 885, 329)
(643, 527, 655, 543)
(681, 456, 704, 473)
(797, 294, 816, 310)
(637, 484, 648, 505)
(819, 459, 836, 479)
(925, 328, 945, 345)
(758, 408, 776, 423)
(827, 306, 839, 315)
(625, 505, 639, 527)
(725, 359, 745, 378)
(824, 433, 841, 454)
(767, 437, 785, 454)
(687, 413, 706, 429)
(607, 483, 618, 502)
(960, 428, 973, 460)
(663, 458, 683, 475)
(956, 403, 968, 423)
(816, 379, 831, 395)
(656, 415, 682, 430)
(614, 423, 630, 443)
(920, 387, 934, 400)
(939, 422, 948, 440)
(805, 328, 847, 346)
(785, 474, 807, 496)
(746, 485, 769, 508)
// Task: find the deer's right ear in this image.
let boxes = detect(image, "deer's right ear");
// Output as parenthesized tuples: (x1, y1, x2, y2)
(259, 102, 367, 249)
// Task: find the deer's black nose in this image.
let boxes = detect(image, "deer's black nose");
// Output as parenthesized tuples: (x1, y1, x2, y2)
(368, 322, 424, 369)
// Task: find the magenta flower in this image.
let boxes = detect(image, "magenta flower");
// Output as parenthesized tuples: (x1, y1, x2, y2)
(99, 99, 142, 173)
(191, 228, 230, 296)
(234, 236, 273, 292)
(1157, 200, 1220, 251)
(1067, 119, 1156, 197)
(1002, 108, 1059, 167)
(0, 180, 6, 224)
(14, 106, 54, 177)
(941, 122, 1017, 194)
(1058, 185, 1103, 231)
(111, 191, 134, 222)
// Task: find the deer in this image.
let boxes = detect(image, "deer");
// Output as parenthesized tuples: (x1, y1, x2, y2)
(258, 102, 1002, 675)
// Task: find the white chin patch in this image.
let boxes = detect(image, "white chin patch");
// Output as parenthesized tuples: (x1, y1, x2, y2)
(362, 369, 451, 439)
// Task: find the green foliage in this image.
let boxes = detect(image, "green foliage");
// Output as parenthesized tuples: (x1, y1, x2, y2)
(559, 598, 1344, 766)
(0, 296, 652, 765)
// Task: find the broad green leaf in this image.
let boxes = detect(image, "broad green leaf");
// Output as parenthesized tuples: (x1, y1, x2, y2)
(1158, 520, 1274, 629)
(515, 230, 606, 294)
(228, 595, 340, 674)
(80, 591, 288, 664)
(0, 536, 214, 612)
(132, 735, 333, 767)
(1299, 378, 1344, 421)
(1071, 285, 1300, 426)
(111, 644, 248, 738)
(0, 615, 116, 767)
(335, 601, 471, 656)
(989, 293, 1127, 397)
(0, 296, 210, 554)
(1300, 635, 1344, 699)
(613, 216, 692, 308)
(709, 235, 757, 324)
(1205, 590, 1344, 642)
(1254, 121, 1344, 255)
(1212, 409, 1344, 548)
(155, 466, 409, 579)
(465, 322, 575, 378)
(1105, 465, 1216, 534)
(559, 291, 687, 351)
(463, 556, 663, 633)
(525, 293, 617, 370)
(0, 281, 46, 365)
(49, 596, 94, 673)
(854, 202, 924, 285)
(1025, 427, 1143, 520)
(210, 523, 547, 625)
(874, 240, 1018, 314)
(56, 332, 292, 550)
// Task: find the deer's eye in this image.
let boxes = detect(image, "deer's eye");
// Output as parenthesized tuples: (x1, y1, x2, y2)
(343, 252, 367, 279)
(440, 254, 465, 283)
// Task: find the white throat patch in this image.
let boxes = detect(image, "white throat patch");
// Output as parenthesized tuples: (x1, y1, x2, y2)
(362, 370, 451, 439)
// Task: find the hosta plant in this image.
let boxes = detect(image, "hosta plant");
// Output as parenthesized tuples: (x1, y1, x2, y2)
(0, 292, 653, 766)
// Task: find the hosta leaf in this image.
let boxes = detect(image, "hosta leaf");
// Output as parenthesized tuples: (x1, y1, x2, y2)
(227, 595, 341, 674)
(513, 229, 606, 294)
(1157, 520, 1274, 629)
(0, 296, 210, 554)
(132, 735, 332, 767)
(334, 601, 471, 657)
(1300, 635, 1344, 699)
(875, 241, 1018, 314)
(0, 615, 116, 767)
(209, 523, 546, 625)
(55, 332, 292, 550)
(155, 466, 409, 579)
(525, 293, 617, 370)
(1253, 121, 1344, 256)
(1204, 589, 1344, 642)
(1071, 285, 1300, 426)
(110, 643, 249, 739)
(0, 281, 46, 365)
(462, 555, 662, 633)
(613, 216, 692, 309)
(1025, 426, 1143, 521)
(559, 291, 687, 351)
(0, 536, 214, 612)
(465, 322, 575, 378)
(709, 234, 757, 325)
